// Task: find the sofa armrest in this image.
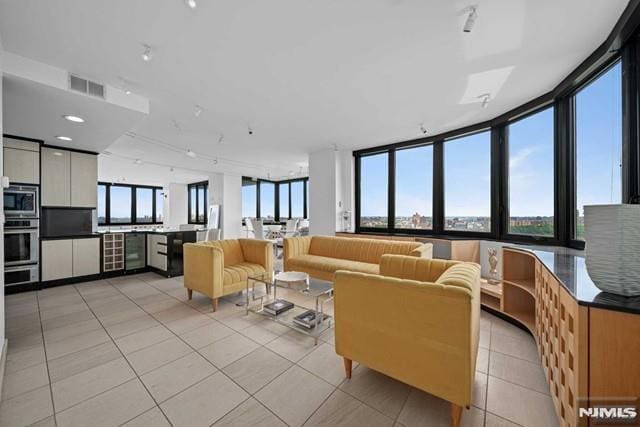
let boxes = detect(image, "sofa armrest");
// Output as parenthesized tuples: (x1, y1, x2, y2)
(410, 243, 433, 258)
(283, 236, 312, 271)
(239, 239, 273, 272)
(334, 269, 477, 407)
(183, 243, 224, 298)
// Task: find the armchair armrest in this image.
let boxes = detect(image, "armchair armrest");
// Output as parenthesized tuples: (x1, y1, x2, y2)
(239, 239, 274, 272)
(183, 243, 224, 298)
(410, 243, 433, 259)
(283, 236, 312, 271)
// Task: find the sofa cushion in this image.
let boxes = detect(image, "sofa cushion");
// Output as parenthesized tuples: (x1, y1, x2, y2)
(308, 236, 422, 264)
(287, 254, 379, 276)
(223, 262, 266, 287)
(435, 263, 480, 293)
(201, 240, 245, 267)
(380, 255, 460, 283)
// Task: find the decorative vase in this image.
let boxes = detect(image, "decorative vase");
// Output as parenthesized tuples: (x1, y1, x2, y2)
(584, 204, 640, 296)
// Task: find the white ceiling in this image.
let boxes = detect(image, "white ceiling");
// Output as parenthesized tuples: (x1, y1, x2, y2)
(0, 0, 629, 185)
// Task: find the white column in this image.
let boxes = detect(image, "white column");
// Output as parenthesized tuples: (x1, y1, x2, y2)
(165, 183, 188, 228)
(207, 173, 242, 239)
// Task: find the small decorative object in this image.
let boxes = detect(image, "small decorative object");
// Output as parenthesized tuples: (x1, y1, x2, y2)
(275, 271, 309, 291)
(293, 310, 329, 329)
(585, 204, 640, 296)
(263, 299, 294, 316)
(487, 247, 500, 284)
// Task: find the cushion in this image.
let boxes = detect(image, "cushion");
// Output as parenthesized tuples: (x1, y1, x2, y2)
(287, 254, 379, 276)
(435, 263, 480, 293)
(223, 262, 266, 287)
(308, 236, 421, 264)
(380, 255, 460, 283)
(203, 240, 245, 267)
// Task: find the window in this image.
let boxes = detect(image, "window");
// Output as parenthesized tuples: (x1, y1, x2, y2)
(260, 182, 275, 220)
(359, 153, 389, 228)
(188, 182, 208, 224)
(291, 181, 305, 218)
(110, 186, 132, 224)
(395, 145, 433, 229)
(279, 183, 289, 219)
(444, 131, 491, 232)
(155, 190, 164, 222)
(136, 188, 153, 223)
(508, 107, 555, 236)
(97, 184, 107, 225)
(575, 62, 622, 240)
(242, 178, 257, 218)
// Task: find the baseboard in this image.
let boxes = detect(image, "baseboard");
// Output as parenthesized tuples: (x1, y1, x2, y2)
(0, 339, 8, 403)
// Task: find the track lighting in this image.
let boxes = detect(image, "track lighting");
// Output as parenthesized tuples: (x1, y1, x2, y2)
(56, 136, 72, 141)
(194, 105, 203, 117)
(218, 135, 225, 144)
(420, 124, 427, 135)
(185, 0, 197, 9)
(186, 149, 197, 158)
(141, 44, 153, 62)
(463, 6, 478, 33)
(134, 159, 142, 165)
(248, 126, 253, 135)
(63, 115, 84, 123)
(125, 89, 132, 95)
(213, 158, 219, 165)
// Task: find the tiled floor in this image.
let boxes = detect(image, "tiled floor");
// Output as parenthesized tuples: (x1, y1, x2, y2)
(1, 273, 558, 427)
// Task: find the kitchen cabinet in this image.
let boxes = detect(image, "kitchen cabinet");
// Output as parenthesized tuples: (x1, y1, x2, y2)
(41, 237, 100, 282)
(72, 238, 100, 277)
(71, 152, 98, 207)
(3, 137, 40, 185)
(147, 234, 168, 271)
(41, 147, 97, 208)
(42, 239, 73, 281)
(41, 147, 71, 206)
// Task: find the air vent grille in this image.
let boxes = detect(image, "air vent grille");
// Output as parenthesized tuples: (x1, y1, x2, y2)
(68, 74, 105, 99)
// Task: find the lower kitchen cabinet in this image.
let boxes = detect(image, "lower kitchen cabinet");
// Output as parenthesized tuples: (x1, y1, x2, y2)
(41, 237, 101, 282)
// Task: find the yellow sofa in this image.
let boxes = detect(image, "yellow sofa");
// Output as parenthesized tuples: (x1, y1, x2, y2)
(283, 235, 432, 281)
(334, 254, 481, 427)
(183, 239, 273, 311)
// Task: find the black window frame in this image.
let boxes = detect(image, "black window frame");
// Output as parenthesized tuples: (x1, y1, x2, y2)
(187, 181, 208, 225)
(98, 182, 164, 226)
(242, 176, 309, 222)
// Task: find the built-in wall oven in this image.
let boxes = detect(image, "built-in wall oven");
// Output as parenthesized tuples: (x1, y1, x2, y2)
(4, 219, 39, 266)
(4, 185, 38, 218)
(3, 185, 40, 287)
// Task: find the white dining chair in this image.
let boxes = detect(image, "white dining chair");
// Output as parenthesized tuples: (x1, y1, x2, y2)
(244, 218, 255, 238)
(205, 228, 221, 241)
(250, 219, 265, 239)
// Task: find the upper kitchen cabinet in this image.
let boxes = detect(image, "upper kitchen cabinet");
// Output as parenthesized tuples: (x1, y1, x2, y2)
(71, 152, 98, 207)
(41, 147, 98, 208)
(3, 137, 40, 185)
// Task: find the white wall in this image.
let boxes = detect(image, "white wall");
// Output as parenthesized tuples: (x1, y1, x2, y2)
(164, 183, 188, 228)
(336, 150, 355, 232)
(208, 173, 242, 239)
(0, 36, 6, 355)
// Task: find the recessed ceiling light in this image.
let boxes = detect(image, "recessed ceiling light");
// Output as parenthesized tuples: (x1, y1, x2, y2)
(463, 6, 478, 33)
(186, 149, 197, 158)
(134, 159, 143, 165)
(194, 105, 203, 117)
(53, 151, 63, 157)
(56, 136, 72, 141)
(185, 0, 197, 9)
(141, 44, 153, 62)
(125, 89, 132, 95)
(63, 115, 84, 123)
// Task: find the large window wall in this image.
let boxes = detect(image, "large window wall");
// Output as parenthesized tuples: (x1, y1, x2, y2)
(97, 183, 163, 226)
(395, 146, 433, 229)
(187, 181, 208, 225)
(242, 177, 309, 221)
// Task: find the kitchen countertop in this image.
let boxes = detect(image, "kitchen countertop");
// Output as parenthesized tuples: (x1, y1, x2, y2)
(508, 244, 640, 315)
(41, 234, 101, 240)
(98, 229, 200, 234)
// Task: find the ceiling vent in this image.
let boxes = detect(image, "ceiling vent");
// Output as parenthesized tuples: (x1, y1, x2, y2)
(69, 74, 105, 99)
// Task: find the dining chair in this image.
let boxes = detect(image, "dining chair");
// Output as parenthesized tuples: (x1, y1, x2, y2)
(244, 217, 255, 238)
(204, 228, 221, 241)
(250, 218, 265, 239)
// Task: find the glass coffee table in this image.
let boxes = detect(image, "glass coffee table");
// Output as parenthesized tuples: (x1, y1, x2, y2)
(246, 271, 333, 345)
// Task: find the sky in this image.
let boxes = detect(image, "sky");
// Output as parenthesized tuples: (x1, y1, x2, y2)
(360, 62, 622, 219)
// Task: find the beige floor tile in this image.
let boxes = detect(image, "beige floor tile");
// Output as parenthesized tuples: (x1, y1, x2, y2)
(200, 333, 260, 368)
(489, 351, 549, 395)
(56, 379, 155, 427)
(339, 366, 411, 419)
(485, 412, 521, 426)
(240, 323, 282, 345)
(304, 389, 393, 427)
(2, 362, 49, 400)
(95, 306, 146, 326)
(164, 313, 216, 335)
(141, 298, 184, 314)
(218, 311, 264, 331)
(490, 333, 539, 363)
(47, 341, 121, 383)
(122, 407, 171, 427)
(45, 328, 111, 360)
(126, 337, 192, 375)
(474, 371, 488, 409)
(480, 329, 491, 349)
(115, 324, 174, 354)
(319, 327, 335, 346)
(265, 331, 317, 362)
(491, 317, 533, 341)
(486, 376, 558, 427)
(43, 318, 102, 344)
(161, 372, 249, 426)
(39, 303, 89, 321)
(0, 385, 53, 427)
(298, 343, 355, 386)
(30, 415, 56, 427)
(255, 365, 334, 427)
(5, 345, 46, 374)
(140, 352, 217, 402)
(179, 321, 235, 349)
(397, 388, 483, 427)
(41, 309, 95, 331)
(8, 331, 43, 354)
(223, 347, 292, 394)
(52, 357, 136, 411)
(104, 314, 160, 339)
(213, 398, 286, 427)
(154, 305, 201, 324)
(477, 347, 489, 374)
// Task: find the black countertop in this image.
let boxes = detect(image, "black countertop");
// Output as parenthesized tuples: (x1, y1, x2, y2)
(508, 244, 640, 315)
(41, 234, 101, 240)
(98, 229, 198, 235)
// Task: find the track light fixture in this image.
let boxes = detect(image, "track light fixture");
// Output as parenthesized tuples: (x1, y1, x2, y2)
(248, 126, 254, 135)
(141, 44, 153, 62)
(218, 134, 225, 144)
(463, 6, 478, 33)
(213, 158, 219, 165)
(194, 105, 203, 117)
(186, 149, 197, 158)
(420, 124, 427, 135)
(134, 159, 142, 165)
(185, 0, 197, 9)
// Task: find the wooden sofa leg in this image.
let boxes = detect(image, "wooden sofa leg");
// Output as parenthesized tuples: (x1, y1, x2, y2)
(343, 358, 352, 379)
(212, 298, 219, 312)
(187, 289, 193, 300)
(450, 403, 462, 427)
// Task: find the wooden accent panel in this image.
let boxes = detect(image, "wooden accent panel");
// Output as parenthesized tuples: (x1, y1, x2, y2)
(589, 308, 640, 400)
(450, 240, 480, 263)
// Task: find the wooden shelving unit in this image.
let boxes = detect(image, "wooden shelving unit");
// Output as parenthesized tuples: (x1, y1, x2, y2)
(103, 233, 124, 272)
(480, 279, 501, 310)
(500, 249, 537, 334)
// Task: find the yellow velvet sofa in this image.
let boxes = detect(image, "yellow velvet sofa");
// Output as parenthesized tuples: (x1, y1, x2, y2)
(283, 235, 432, 281)
(183, 239, 273, 311)
(334, 254, 481, 427)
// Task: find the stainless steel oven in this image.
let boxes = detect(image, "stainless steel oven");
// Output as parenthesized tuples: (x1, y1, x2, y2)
(4, 264, 39, 287)
(4, 218, 39, 266)
(3, 185, 38, 218)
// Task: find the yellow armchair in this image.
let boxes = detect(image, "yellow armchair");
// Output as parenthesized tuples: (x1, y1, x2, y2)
(183, 238, 273, 311)
(334, 254, 480, 427)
